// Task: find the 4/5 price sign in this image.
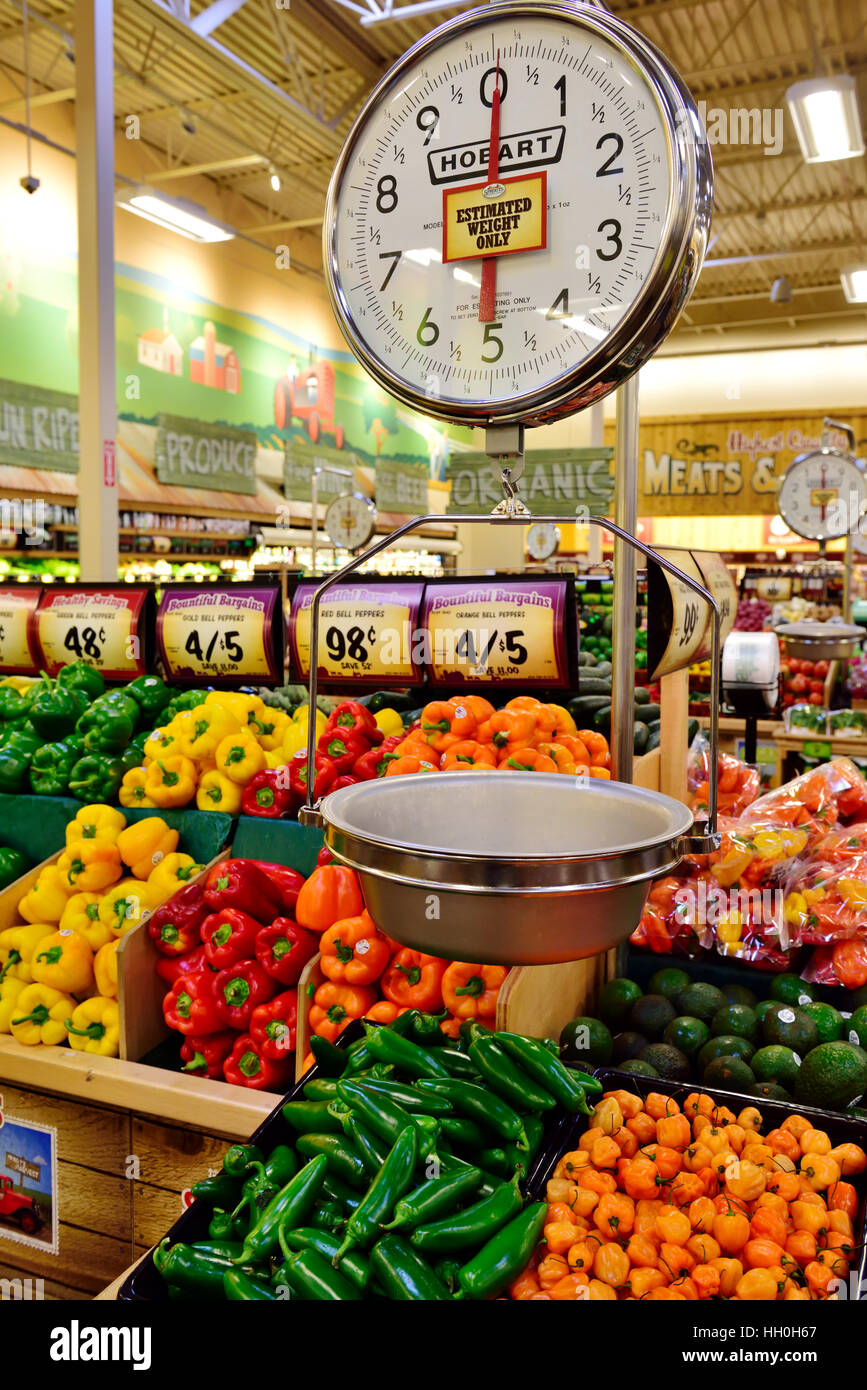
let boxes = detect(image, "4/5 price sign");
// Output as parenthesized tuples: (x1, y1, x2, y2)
(290, 581, 425, 688)
(0, 586, 41, 675)
(157, 585, 282, 687)
(32, 587, 150, 680)
(420, 579, 572, 689)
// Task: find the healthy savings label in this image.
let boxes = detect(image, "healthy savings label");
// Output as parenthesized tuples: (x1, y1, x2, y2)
(0, 586, 41, 674)
(421, 580, 568, 688)
(290, 582, 425, 687)
(157, 586, 280, 686)
(33, 587, 148, 680)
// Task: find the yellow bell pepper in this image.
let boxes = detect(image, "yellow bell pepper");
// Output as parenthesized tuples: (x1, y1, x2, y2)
(265, 748, 287, 770)
(292, 704, 327, 733)
(839, 878, 867, 907)
(116, 816, 179, 880)
(144, 756, 197, 808)
(60, 891, 113, 950)
(196, 769, 244, 814)
(0, 976, 26, 1032)
(9, 983, 75, 1046)
(250, 709, 290, 752)
(65, 804, 127, 847)
(64, 995, 119, 1056)
(215, 728, 267, 785)
(143, 726, 181, 764)
(373, 707, 404, 737)
(0, 922, 55, 984)
(119, 768, 156, 809)
(18, 865, 74, 923)
(282, 719, 310, 760)
(57, 840, 123, 894)
(31, 928, 94, 995)
(176, 703, 241, 761)
(205, 691, 265, 725)
(98, 878, 155, 937)
(93, 939, 119, 999)
(148, 852, 203, 902)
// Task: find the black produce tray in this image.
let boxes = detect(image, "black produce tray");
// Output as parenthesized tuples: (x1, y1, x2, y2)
(527, 1067, 867, 1300)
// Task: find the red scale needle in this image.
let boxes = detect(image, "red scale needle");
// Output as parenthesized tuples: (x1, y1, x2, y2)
(478, 52, 501, 324)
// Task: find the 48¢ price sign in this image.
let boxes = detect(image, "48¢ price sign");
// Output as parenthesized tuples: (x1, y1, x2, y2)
(32, 588, 149, 680)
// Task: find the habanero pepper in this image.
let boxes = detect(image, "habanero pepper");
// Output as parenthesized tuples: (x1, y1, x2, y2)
(255, 918, 317, 987)
(163, 970, 223, 1035)
(240, 770, 294, 819)
(317, 727, 373, 775)
(381, 950, 446, 1012)
(223, 1032, 294, 1090)
(215, 959, 276, 1030)
(287, 750, 338, 803)
(180, 1030, 236, 1079)
(319, 910, 390, 987)
(249, 988, 298, 1061)
(325, 700, 381, 741)
(202, 908, 263, 970)
(203, 859, 283, 920)
(146, 883, 208, 957)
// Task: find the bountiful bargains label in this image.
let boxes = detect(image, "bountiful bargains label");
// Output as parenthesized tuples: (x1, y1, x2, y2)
(421, 580, 568, 687)
(443, 172, 547, 263)
(290, 582, 425, 687)
(33, 588, 148, 680)
(0, 586, 40, 674)
(157, 586, 280, 686)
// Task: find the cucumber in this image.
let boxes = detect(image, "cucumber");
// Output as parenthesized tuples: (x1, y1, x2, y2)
(577, 678, 612, 696)
(577, 651, 597, 667)
(687, 718, 700, 744)
(638, 703, 660, 722)
(593, 706, 612, 736)
(568, 696, 610, 717)
(593, 661, 612, 678)
(633, 722, 649, 755)
(633, 687, 651, 705)
(647, 728, 661, 752)
(645, 719, 661, 735)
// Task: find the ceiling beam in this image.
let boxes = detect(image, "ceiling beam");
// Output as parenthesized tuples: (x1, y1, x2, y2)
(242, 214, 323, 233)
(0, 85, 75, 114)
(148, 153, 264, 180)
(703, 239, 866, 268)
(297, 0, 386, 85)
(676, 304, 867, 332)
(712, 192, 867, 221)
(189, 0, 250, 38)
(691, 282, 843, 306)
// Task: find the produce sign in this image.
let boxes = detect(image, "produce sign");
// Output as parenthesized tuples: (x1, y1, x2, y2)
(31, 586, 150, 680)
(420, 578, 573, 689)
(289, 581, 425, 689)
(157, 586, 282, 687)
(155, 415, 258, 496)
(0, 585, 41, 675)
(647, 548, 736, 681)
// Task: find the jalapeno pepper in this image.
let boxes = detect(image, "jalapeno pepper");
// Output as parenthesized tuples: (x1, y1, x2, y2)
(222, 1143, 263, 1179)
(295, 1133, 368, 1190)
(439, 1116, 489, 1151)
(282, 1100, 343, 1136)
(235, 1144, 298, 1223)
(362, 1022, 451, 1078)
(385, 1165, 483, 1232)
(278, 1227, 371, 1291)
(369, 1234, 452, 1301)
(223, 1269, 278, 1301)
(456, 1200, 548, 1300)
(208, 1207, 248, 1243)
(415, 1078, 528, 1149)
(283, 1248, 362, 1301)
(303, 1077, 340, 1102)
(308, 1033, 348, 1077)
(467, 1030, 557, 1111)
(351, 1078, 454, 1116)
(320, 1171, 363, 1212)
(191, 1170, 241, 1208)
(344, 1114, 391, 1175)
(153, 1240, 257, 1298)
(409, 1172, 523, 1256)
(310, 1200, 344, 1232)
(335, 1080, 439, 1155)
(436, 1046, 483, 1080)
(495, 1030, 597, 1112)
(234, 1153, 327, 1265)
(334, 1124, 418, 1261)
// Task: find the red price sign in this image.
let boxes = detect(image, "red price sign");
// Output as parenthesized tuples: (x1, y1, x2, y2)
(0, 586, 40, 675)
(32, 587, 149, 680)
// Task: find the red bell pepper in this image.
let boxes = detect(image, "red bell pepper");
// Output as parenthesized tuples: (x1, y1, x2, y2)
(203, 859, 283, 920)
(255, 862, 305, 916)
(179, 1030, 236, 1079)
(202, 908, 264, 970)
(331, 774, 358, 791)
(255, 918, 317, 986)
(155, 943, 210, 986)
(249, 988, 298, 1060)
(317, 728, 372, 774)
(288, 750, 338, 802)
(240, 770, 295, 819)
(147, 884, 208, 957)
(163, 970, 223, 1035)
(215, 959, 276, 1029)
(223, 1033, 294, 1090)
(325, 700, 381, 741)
(353, 735, 402, 781)
(317, 847, 337, 866)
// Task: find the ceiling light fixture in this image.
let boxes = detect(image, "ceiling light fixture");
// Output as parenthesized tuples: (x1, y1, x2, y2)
(770, 275, 793, 303)
(841, 265, 867, 303)
(180, 108, 197, 135)
(115, 186, 235, 242)
(785, 75, 864, 162)
(270, 166, 281, 192)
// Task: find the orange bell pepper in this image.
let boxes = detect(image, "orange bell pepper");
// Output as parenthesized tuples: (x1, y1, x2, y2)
(381, 948, 447, 1011)
(365, 1001, 406, 1024)
(441, 740, 497, 771)
(476, 708, 537, 750)
(394, 734, 436, 758)
(450, 694, 495, 724)
(441, 960, 507, 1020)
(309, 980, 378, 1042)
(546, 703, 577, 735)
(576, 730, 610, 763)
(440, 1015, 463, 1040)
(589, 766, 612, 780)
(385, 755, 438, 776)
(420, 699, 477, 751)
(535, 742, 578, 774)
(505, 696, 557, 739)
(553, 734, 591, 766)
(498, 746, 558, 773)
(295, 865, 364, 934)
(319, 910, 391, 986)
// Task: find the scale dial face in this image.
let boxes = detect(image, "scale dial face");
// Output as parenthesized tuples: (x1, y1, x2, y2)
(325, 0, 711, 428)
(777, 450, 867, 542)
(324, 493, 377, 550)
(527, 521, 560, 560)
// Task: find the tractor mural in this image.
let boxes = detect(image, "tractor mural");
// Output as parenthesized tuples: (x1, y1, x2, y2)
(274, 358, 345, 448)
(0, 1174, 42, 1235)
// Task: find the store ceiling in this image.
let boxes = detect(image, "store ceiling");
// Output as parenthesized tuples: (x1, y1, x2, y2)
(0, 0, 865, 354)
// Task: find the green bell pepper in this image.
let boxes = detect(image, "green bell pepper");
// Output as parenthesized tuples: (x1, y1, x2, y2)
(0, 687, 31, 722)
(68, 751, 135, 802)
(126, 675, 171, 718)
(57, 661, 105, 701)
(162, 689, 209, 723)
(0, 847, 29, 891)
(28, 736, 85, 796)
(0, 740, 36, 793)
(0, 716, 33, 746)
(77, 695, 138, 754)
(27, 678, 88, 741)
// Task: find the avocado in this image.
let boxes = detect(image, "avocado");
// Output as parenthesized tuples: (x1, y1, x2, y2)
(629, 994, 677, 1040)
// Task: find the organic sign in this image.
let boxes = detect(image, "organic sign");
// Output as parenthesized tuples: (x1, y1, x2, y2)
(375, 459, 428, 514)
(0, 379, 79, 472)
(446, 448, 614, 516)
(284, 437, 361, 503)
(155, 414, 258, 495)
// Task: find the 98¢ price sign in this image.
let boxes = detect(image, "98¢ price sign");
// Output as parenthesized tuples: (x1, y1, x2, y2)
(157, 586, 282, 687)
(32, 587, 150, 680)
(290, 582, 425, 688)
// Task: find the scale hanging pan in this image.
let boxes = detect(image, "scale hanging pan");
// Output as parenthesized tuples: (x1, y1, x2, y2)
(302, 0, 716, 965)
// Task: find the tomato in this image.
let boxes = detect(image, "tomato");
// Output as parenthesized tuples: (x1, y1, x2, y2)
(814, 660, 830, 678)
(808, 692, 825, 705)
(808, 680, 825, 695)
(787, 659, 801, 673)
(832, 938, 867, 989)
(790, 674, 809, 693)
